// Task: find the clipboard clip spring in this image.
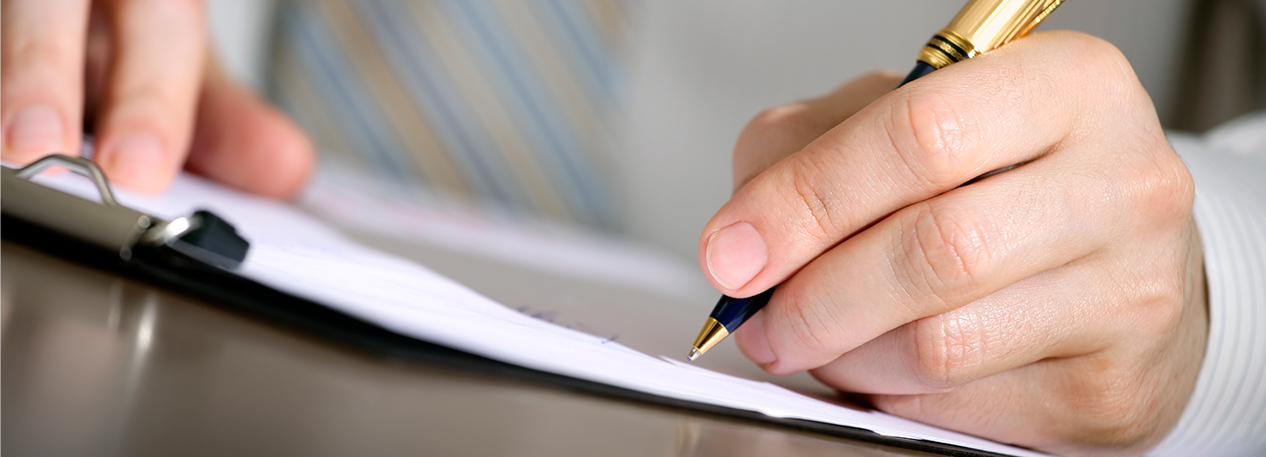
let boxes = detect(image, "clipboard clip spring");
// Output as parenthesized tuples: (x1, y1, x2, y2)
(2, 154, 250, 270)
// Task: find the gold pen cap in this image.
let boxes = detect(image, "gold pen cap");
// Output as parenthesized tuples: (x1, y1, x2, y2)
(917, 0, 1063, 70)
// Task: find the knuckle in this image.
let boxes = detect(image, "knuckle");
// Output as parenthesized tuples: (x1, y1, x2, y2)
(1137, 293, 1186, 339)
(1133, 151, 1195, 224)
(1065, 363, 1157, 448)
(1072, 32, 1130, 68)
(911, 314, 986, 389)
(1108, 143, 1194, 231)
(887, 93, 978, 189)
(1054, 32, 1134, 84)
(903, 203, 993, 304)
(1059, 32, 1150, 109)
(778, 288, 845, 357)
(1124, 267, 1188, 338)
(785, 156, 848, 242)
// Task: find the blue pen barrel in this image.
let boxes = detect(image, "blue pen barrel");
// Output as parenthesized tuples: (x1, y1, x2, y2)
(709, 288, 777, 331)
(899, 61, 937, 87)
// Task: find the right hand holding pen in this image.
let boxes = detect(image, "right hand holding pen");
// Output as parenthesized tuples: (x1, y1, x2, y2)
(2, 0, 314, 197)
(699, 32, 1207, 456)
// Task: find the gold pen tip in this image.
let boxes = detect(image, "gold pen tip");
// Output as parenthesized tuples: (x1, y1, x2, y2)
(687, 348, 701, 362)
(689, 317, 729, 362)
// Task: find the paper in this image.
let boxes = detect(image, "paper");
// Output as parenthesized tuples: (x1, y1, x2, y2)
(28, 169, 1048, 457)
(300, 168, 710, 300)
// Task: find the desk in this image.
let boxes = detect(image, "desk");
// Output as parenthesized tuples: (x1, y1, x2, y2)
(2, 238, 936, 457)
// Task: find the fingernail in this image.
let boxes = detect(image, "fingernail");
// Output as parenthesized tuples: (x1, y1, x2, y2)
(105, 134, 166, 189)
(735, 312, 777, 366)
(5, 106, 64, 157)
(705, 221, 768, 290)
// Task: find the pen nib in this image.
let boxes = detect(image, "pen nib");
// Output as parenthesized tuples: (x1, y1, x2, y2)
(687, 348, 701, 362)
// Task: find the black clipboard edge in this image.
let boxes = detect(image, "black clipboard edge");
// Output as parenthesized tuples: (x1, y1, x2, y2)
(3, 213, 1030, 457)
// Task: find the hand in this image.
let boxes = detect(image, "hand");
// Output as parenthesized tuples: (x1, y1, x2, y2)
(699, 31, 1207, 456)
(2, 0, 314, 197)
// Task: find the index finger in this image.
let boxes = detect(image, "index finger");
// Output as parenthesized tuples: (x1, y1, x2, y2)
(698, 32, 1105, 297)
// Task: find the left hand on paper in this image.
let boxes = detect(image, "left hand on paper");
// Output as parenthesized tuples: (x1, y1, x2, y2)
(2, 0, 313, 197)
(698, 32, 1207, 457)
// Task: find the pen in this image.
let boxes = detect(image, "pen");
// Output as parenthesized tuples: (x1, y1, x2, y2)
(687, 0, 1065, 362)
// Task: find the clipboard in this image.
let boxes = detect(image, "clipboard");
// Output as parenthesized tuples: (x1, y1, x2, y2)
(1, 155, 1019, 457)
(2, 154, 250, 270)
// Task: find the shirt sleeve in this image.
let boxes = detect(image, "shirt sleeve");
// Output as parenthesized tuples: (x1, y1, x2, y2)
(1149, 111, 1266, 457)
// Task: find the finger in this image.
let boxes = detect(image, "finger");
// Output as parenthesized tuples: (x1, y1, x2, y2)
(1, 0, 91, 162)
(736, 156, 1112, 373)
(808, 139, 1200, 392)
(732, 71, 902, 192)
(808, 264, 1111, 395)
(868, 352, 1191, 456)
(699, 32, 1103, 297)
(872, 361, 1082, 452)
(93, 0, 206, 192)
(185, 61, 315, 199)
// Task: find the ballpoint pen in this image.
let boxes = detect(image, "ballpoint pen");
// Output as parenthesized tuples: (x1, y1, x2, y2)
(688, 0, 1065, 362)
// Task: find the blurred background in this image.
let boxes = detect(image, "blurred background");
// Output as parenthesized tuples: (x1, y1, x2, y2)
(207, 0, 1265, 261)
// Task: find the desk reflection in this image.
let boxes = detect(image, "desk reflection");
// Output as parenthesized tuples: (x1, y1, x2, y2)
(2, 241, 930, 457)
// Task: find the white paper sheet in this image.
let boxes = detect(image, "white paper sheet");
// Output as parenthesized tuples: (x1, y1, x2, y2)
(299, 168, 711, 300)
(25, 169, 1048, 457)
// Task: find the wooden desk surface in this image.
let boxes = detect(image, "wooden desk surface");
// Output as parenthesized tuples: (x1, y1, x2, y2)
(1, 238, 937, 457)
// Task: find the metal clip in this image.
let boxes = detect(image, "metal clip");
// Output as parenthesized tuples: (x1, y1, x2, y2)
(2, 154, 249, 269)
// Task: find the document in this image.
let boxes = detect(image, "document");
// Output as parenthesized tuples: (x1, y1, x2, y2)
(299, 167, 711, 300)
(32, 169, 1047, 457)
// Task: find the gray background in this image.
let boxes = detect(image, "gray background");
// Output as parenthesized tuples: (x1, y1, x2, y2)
(207, 0, 1193, 259)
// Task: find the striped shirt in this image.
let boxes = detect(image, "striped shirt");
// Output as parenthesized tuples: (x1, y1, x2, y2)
(269, 0, 634, 229)
(1153, 112, 1266, 457)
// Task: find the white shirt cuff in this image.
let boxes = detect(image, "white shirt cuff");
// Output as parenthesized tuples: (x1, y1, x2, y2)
(1148, 129, 1266, 457)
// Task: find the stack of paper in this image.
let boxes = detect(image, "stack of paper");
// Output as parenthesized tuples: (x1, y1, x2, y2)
(32, 170, 1045, 457)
